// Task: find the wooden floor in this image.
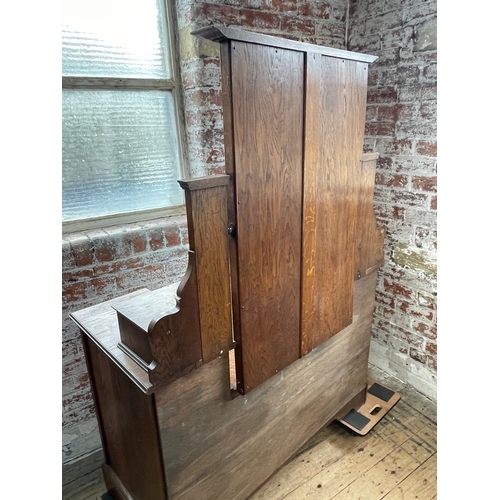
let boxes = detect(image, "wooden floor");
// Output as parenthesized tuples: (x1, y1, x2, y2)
(76, 364, 437, 500)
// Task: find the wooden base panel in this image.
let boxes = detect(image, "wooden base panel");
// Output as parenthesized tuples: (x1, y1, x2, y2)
(154, 271, 378, 500)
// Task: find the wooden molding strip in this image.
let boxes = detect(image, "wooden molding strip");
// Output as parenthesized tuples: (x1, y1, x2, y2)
(178, 174, 230, 191)
(192, 25, 378, 63)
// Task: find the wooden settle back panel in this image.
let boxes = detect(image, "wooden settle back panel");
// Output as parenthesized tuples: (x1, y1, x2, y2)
(194, 26, 378, 393)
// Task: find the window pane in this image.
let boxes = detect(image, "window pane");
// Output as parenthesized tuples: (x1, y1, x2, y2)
(62, 0, 170, 78)
(62, 89, 184, 222)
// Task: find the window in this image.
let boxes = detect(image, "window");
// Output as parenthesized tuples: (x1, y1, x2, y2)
(62, 0, 186, 232)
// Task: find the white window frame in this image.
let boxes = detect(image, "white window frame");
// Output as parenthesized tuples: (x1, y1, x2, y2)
(62, 0, 188, 234)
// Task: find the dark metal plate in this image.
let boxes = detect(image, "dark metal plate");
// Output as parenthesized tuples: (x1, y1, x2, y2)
(368, 382, 395, 402)
(342, 409, 371, 431)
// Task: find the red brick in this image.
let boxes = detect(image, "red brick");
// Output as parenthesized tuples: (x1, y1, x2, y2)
(416, 140, 437, 157)
(93, 257, 143, 277)
(202, 3, 241, 25)
(188, 88, 222, 108)
(376, 156, 393, 170)
(365, 121, 395, 137)
(377, 103, 413, 123)
(373, 319, 424, 350)
(375, 290, 396, 309)
(367, 87, 398, 104)
(374, 204, 406, 221)
(62, 403, 96, 428)
(398, 299, 434, 322)
(390, 189, 429, 208)
(262, 0, 298, 13)
(375, 173, 408, 188)
(62, 268, 94, 282)
(281, 15, 315, 34)
(425, 341, 437, 355)
(241, 9, 281, 29)
(69, 235, 93, 267)
(129, 232, 147, 254)
(430, 195, 437, 210)
(165, 222, 181, 247)
(383, 279, 413, 299)
(93, 240, 115, 262)
(148, 227, 165, 251)
(62, 356, 86, 378)
(62, 386, 94, 412)
(413, 321, 437, 340)
(298, 2, 330, 19)
(62, 276, 115, 304)
(412, 175, 436, 193)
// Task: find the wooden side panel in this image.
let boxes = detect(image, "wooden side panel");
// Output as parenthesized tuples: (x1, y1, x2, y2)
(302, 56, 369, 354)
(355, 153, 385, 279)
(155, 272, 378, 500)
(231, 41, 304, 393)
(219, 40, 245, 393)
(180, 176, 233, 363)
(83, 337, 167, 500)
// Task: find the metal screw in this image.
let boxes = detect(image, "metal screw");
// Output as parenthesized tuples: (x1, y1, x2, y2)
(166, 330, 171, 335)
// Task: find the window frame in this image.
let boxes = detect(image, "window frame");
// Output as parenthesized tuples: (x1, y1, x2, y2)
(62, 0, 188, 234)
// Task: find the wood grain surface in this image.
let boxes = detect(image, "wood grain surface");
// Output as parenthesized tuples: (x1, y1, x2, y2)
(83, 337, 167, 500)
(70, 284, 179, 394)
(191, 25, 377, 64)
(231, 41, 304, 393)
(180, 175, 233, 363)
(155, 272, 378, 500)
(304, 56, 369, 351)
(355, 153, 385, 279)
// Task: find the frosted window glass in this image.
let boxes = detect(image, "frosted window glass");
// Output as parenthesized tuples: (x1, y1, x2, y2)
(62, 90, 184, 222)
(62, 0, 170, 78)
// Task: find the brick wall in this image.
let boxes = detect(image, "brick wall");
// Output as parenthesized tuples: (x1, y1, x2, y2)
(62, 217, 189, 464)
(348, 0, 437, 399)
(176, 0, 349, 176)
(62, 0, 437, 471)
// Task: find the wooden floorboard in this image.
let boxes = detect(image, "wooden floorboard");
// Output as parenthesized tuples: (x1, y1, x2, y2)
(248, 365, 437, 500)
(63, 365, 437, 500)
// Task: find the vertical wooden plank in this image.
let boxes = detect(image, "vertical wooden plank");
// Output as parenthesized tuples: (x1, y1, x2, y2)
(308, 57, 369, 348)
(179, 176, 233, 363)
(219, 40, 245, 392)
(231, 41, 304, 393)
(301, 51, 321, 357)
